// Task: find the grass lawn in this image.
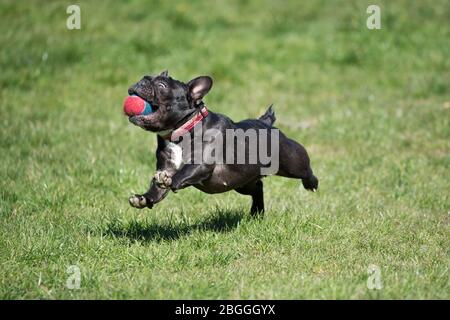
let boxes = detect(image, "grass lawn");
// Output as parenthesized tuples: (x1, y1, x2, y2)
(0, 0, 448, 299)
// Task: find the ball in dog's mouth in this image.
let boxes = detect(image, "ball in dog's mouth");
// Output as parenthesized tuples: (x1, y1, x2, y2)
(123, 95, 153, 117)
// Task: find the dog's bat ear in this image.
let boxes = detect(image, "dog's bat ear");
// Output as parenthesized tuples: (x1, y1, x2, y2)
(160, 70, 169, 77)
(187, 76, 213, 104)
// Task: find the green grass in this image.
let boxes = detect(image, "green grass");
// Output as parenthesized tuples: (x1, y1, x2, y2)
(0, 0, 449, 299)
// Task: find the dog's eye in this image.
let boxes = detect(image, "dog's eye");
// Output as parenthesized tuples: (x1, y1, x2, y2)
(157, 82, 167, 89)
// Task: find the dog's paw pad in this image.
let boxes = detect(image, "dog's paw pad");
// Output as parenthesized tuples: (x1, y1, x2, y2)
(154, 171, 172, 189)
(129, 195, 147, 209)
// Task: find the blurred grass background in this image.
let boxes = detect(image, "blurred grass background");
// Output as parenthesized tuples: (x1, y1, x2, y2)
(0, 0, 448, 299)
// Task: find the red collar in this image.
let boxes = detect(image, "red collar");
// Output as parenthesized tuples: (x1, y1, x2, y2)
(158, 106, 209, 142)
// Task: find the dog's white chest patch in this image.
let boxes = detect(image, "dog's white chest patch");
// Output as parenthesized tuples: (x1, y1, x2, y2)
(167, 142, 183, 169)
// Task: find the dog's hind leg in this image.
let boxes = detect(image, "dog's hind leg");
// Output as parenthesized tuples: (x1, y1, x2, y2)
(235, 179, 264, 216)
(276, 136, 319, 192)
(299, 167, 319, 192)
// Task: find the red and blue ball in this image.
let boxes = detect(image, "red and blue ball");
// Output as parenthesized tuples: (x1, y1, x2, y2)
(123, 95, 153, 117)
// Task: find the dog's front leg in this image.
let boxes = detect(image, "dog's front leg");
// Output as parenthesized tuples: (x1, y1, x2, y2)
(168, 164, 213, 192)
(129, 176, 170, 209)
(129, 137, 179, 209)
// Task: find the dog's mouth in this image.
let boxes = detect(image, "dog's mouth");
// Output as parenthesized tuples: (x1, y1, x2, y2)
(126, 81, 172, 132)
(127, 103, 162, 132)
(128, 108, 158, 125)
(127, 87, 160, 121)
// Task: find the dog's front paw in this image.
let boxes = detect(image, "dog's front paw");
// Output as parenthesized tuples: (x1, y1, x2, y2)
(154, 170, 172, 189)
(129, 194, 152, 209)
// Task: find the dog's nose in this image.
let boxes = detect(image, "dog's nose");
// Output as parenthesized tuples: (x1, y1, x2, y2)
(128, 85, 138, 96)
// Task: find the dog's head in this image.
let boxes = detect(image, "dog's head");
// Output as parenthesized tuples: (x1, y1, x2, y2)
(127, 71, 213, 132)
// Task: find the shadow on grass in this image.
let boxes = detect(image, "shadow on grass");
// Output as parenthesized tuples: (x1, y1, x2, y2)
(104, 209, 245, 243)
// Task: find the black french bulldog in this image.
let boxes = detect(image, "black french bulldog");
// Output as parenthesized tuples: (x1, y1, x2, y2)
(127, 71, 318, 215)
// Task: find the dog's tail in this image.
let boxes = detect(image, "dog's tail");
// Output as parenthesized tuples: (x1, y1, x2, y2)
(259, 104, 276, 126)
